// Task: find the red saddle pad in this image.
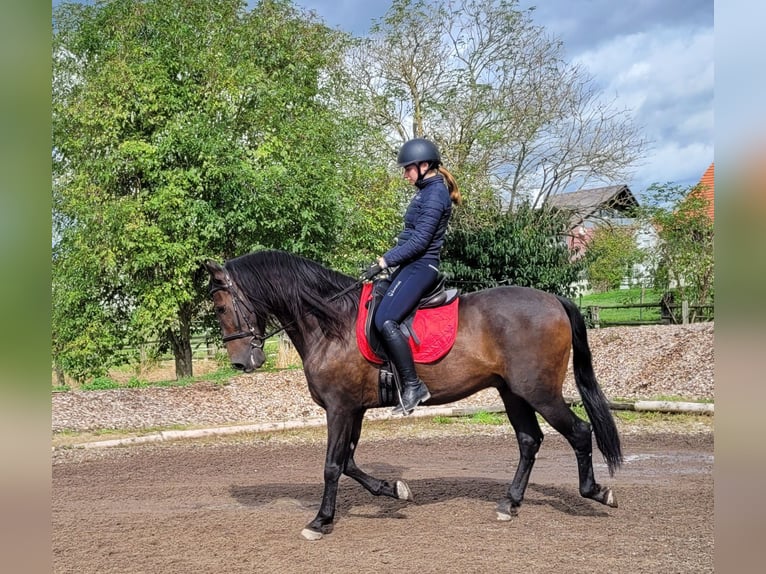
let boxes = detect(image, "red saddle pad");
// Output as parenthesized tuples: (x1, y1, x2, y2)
(356, 282, 459, 364)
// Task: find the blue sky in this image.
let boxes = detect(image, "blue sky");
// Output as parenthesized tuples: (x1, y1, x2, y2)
(284, 0, 715, 196)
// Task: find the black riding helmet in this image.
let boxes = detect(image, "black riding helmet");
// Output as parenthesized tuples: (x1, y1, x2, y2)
(396, 138, 441, 168)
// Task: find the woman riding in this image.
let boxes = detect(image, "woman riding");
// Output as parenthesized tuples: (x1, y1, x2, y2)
(363, 138, 462, 415)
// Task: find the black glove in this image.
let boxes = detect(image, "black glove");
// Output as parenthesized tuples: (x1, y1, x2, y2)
(362, 262, 383, 280)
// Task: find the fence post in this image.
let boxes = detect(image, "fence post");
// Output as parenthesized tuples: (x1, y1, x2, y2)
(682, 300, 689, 324)
(587, 306, 600, 329)
(276, 334, 300, 368)
(661, 293, 674, 324)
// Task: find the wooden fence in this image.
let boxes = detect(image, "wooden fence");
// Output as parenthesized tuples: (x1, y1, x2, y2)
(113, 333, 288, 365)
(112, 335, 222, 362)
(112, 301, 714, 366)
(582, 301, 714, 328)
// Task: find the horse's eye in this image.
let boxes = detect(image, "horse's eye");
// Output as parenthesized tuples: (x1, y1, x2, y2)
(215, 306, 226, 315)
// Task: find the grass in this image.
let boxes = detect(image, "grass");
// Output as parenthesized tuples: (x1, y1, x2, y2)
(469, 410, 507, 425)
(54, 364, 241, 393)
(53, 405, 713, 449)
(612, 410, 711, 426)
(577, 287, 663, 307)
(645, 394, 714, 404)
(433, 410, 507, 425)
(429, 402, 711, 429)
(53, 334, 296, 393)
(576, 287, 664, 324)
(79, 377, 121, 391)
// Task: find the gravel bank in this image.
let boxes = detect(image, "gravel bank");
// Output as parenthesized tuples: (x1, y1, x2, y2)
(52, 323, 713, 434)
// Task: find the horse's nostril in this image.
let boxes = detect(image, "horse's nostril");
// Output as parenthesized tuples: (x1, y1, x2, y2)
(232, 363, 245, 371)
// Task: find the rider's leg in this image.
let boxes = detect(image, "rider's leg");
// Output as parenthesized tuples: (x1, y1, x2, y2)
(379, 319, 430, 414)
(373, 260, 438, 415)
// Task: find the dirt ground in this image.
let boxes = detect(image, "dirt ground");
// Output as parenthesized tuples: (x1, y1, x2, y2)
(52, 421, 713, 574)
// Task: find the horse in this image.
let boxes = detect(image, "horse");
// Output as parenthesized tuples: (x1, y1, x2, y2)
(204, 249, 622, 541)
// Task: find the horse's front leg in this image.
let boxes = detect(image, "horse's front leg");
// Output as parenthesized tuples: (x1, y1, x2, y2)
(343, 411, 413, 501)
(301, 407, 355, 541)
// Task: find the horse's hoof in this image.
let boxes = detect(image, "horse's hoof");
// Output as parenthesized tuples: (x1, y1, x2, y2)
(300, 528, 323, 541)
(495, 500, 518, 521)
(586, 486, 618, 508)
(396, 480, 413, 501)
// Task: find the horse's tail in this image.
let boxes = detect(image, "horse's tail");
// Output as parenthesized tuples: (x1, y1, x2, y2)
(556, 296, 623, 476)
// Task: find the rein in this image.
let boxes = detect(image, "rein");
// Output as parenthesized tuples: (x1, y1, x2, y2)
(213, 269, 364, 347)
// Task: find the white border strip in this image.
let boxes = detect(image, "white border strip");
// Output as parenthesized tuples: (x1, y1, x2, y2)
(63, 401, 712, 450)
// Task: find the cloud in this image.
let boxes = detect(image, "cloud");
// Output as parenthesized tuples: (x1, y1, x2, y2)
(293, 0, 714, 192)
(634, 140, 714, 191)
(526, 0, 713, 56)
(298, 0, 388, 35)
(570, 24, 713, 191)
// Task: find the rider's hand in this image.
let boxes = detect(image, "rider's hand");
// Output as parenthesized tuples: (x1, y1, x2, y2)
(362, 262, 383, 280)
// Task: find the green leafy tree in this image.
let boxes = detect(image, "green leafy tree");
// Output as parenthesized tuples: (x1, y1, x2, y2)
(52, 240, 127, 383)
(52, 0, 361, 380)
(583, 225, 645, 292)
(638, 182, 714, 320)
(442, 202, 583, 296)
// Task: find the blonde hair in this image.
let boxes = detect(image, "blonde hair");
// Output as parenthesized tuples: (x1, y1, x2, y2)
(438, 166, 462, 205)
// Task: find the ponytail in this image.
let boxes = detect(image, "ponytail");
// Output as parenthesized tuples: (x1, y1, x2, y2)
(438, 166, 462, 205)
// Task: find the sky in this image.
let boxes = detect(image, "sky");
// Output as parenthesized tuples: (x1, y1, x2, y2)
(287, 0, 715, 197)
(51, 0, 716, 197)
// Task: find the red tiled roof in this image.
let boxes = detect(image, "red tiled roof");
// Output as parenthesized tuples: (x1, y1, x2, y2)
(697, 163, 714, 221)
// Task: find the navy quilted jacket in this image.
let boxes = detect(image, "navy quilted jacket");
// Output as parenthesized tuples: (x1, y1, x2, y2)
(382, 174, 452, 267)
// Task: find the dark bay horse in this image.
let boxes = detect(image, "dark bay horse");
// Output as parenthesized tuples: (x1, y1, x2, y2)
(204, 249, 622, 540)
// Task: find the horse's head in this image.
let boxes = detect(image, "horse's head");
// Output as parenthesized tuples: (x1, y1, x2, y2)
(203, 259, 267, 372)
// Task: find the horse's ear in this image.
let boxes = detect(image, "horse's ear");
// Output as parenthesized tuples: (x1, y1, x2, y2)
(203, 259, 224, 278)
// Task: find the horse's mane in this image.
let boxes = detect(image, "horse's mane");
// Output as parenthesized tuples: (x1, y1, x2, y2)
(224, 250, 359, 340)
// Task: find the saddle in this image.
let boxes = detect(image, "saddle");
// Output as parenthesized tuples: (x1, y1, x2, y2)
(356, 274, 460, 366)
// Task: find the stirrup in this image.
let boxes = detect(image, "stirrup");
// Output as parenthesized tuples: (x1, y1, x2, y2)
(392, 381, 430, 415)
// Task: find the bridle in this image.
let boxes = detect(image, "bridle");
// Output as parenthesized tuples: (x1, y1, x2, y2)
(209, 270, 268, 351)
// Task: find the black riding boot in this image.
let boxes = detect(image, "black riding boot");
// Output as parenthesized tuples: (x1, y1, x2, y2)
(379, 320, 431, 415)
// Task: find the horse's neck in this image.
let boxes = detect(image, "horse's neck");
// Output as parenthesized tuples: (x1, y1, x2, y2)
(282, 316, 324, 363)
(282, 298, 354, 364)
(261, 268, 353, 359)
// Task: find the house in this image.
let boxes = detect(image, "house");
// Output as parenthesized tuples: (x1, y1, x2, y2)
(549, 165, 713, 293)
(694, 162, 714, 221)
(546, 184, 641, 255)
(548, 184, 656, 292)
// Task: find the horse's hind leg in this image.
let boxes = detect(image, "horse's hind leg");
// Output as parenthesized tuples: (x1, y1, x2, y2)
(343, 411, 413, 501)
(496, 387, 544, 521)
(535, 398, 617, 508)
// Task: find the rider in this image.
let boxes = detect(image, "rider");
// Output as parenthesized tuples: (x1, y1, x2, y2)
(363, 138, 462, 415)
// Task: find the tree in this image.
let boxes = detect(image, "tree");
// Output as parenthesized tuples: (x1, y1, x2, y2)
(52, 0, 360, 380)
(52, 238, 127, 383)
(346, 0, 647, 210)
(441, 202, 583, 296)
(583, 225, 646, 292)
(638, 183, 714, 320)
